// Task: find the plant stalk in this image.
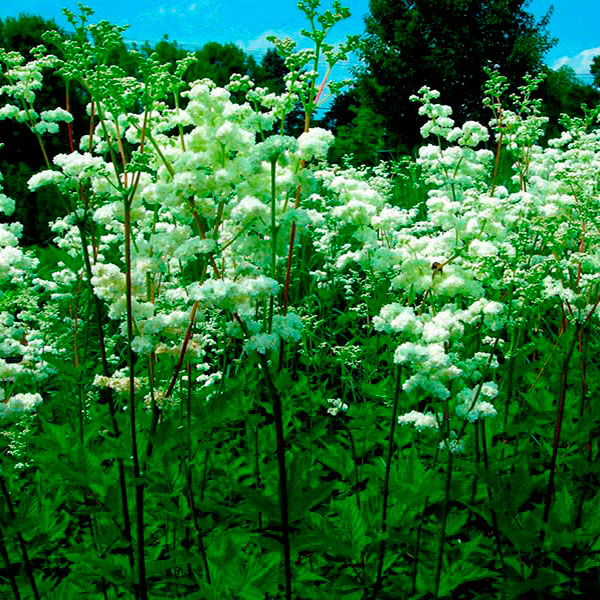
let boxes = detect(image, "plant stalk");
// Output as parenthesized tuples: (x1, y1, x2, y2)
(0, 475, 39, 600)
(0, 524, 21, 600)
(372, 365, 402, 599)
(123, 194, 148, 600)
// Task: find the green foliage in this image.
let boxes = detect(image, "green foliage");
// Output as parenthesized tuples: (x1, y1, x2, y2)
(0, 15, 289, 247)
(591, 53, 600, 88)
(0, 14, 75, 244)
(1, 3, 600, 600)
(327, 102, 387, 165)
(538, 65, 600, 140)
(355, 0, 556, 150)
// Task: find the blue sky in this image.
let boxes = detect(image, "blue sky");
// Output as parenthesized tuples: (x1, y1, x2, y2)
(0, 0, 598, 81)
(530, 0, 600, 81)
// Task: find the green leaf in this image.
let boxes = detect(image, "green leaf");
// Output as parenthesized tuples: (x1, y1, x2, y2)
(554, 484, 574, 526)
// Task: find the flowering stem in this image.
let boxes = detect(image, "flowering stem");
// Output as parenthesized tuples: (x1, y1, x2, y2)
(78, 222, 136, 575)
(234, 315, 292, 599)
(578, 325, 590, 440)
(0, 475, 39, 600)
(542, 325, 578, 527)
(123, 194, 148, 600)
(165, 301, 199, 398)
(185, 364, 211, 585)
(481, 420, 506, 581)
(90, 97, 122, 183)
(372, 365, 402, 599)
(503, 325, 522, 429)
(269, 158, 278, 332)
(282, 68, 328, 315)
(270, 158, 278, 279)
(490, 105, 504, 196)
(143, 355, 161, 467)
(0, 524, 21, 599)
(262, 353, 292, 600)
(34, 130, 52, 170)
(88, 101, 95, 153)
(434, 451, 454, 600)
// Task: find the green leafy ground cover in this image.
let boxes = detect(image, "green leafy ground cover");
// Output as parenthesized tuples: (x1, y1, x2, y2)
(1, 3, 600, 599)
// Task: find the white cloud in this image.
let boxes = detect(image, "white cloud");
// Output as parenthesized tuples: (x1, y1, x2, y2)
(236, 29, 300, 55)
(552, 46, 600, 73)
(136, 1, 222, 31)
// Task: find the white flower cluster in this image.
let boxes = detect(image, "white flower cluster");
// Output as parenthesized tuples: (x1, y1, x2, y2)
(0, 392, 43, 418)
(398, 410, 438, 431)
(0, 169, 55, 420)
(0, 50, 71, 135)
(9, 62, 333, 369)
(327, 398, 348, 416)
(3, 25, 600, 452)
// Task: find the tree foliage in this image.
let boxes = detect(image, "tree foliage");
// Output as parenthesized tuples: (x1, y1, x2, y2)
(590, 53, 600, 88)
(538, 65, 600, 139)
(0, 14, 72, 244)
(351, 0, 557, 151)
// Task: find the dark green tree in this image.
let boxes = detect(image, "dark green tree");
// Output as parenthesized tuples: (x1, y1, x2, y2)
(590, 54, 600, 89)
(257, 48, 288, 93)
(322, 88, 388, 164)
(351, 0, 556, 152)
(538, 65, 600, 139)
(0, 14, 75, 245)
(321, 86, 359, 132)
(0, 14, 62, 55)
(141, 35, 188, 67)
(189, 41, 260, 87)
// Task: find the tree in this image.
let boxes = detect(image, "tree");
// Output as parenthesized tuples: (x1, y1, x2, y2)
(0, 14, 62, 55)
(590, 54, 600, 89)
(257, 48, 288, 94)
(352, 0, 556, 151)
(328, 102, 387, 164)
(538, 65, 600, 139)
(0, 14, 75, 245)
(188, 42, 260, 87)
(321, 86, 359, 132)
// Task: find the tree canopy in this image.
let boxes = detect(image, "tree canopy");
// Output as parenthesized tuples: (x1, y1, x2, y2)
(590, 54, 600, 89)
(0, 15, 72, 244)
(343, 0, 558, 153)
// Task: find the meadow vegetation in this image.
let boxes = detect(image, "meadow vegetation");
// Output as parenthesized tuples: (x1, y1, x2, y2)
(1, 2, 600, 599)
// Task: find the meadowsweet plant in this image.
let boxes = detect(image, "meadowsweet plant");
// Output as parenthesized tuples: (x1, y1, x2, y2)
(0, 166, 52, 416)
(1, 4, 600, 600)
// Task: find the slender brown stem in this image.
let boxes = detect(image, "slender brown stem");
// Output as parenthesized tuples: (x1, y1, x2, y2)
(65, 79, 75, 154)
(372, 365, 402, 599)
(263, 354, 292, 600)
(185, 364, 211, 584)
(542, 326, 578, 526)
(165, 301, 199, 398)
(0, 475, 39, 600)
(434, 451, 454, 600)
(78, 223, 136, 577)
(123, 196, 148, 600)
(0, 523, 21, 599)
